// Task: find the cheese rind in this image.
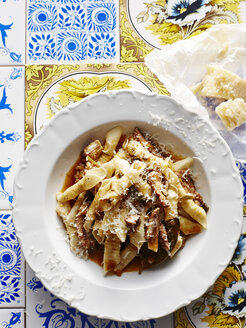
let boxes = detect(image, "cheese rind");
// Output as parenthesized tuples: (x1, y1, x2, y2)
(215, 98, 246, 130)
(193, 65, 246, 101)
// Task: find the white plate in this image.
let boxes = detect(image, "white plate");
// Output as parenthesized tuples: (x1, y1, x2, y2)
(13, 90, 243, 322)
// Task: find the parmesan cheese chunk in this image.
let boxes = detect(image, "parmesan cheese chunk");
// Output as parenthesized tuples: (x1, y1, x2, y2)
(215, 98, 246, 130)
(193, 66, 246, 101)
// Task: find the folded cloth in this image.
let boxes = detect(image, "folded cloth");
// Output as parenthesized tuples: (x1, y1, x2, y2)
(145, 23, 246, 160)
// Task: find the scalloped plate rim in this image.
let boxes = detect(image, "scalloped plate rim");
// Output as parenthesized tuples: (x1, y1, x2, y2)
(13, 90, 244, 321)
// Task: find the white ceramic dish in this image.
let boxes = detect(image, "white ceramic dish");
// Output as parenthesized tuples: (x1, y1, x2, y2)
(13, 90, 243, 322)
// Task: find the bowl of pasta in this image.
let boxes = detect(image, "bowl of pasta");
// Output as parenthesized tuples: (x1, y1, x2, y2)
(13, 90, 243, 321)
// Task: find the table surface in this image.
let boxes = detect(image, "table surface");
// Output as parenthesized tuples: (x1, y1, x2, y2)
(0, 0, 246, 327)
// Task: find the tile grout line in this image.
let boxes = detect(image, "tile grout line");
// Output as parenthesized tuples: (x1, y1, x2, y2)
(0, 65, 25, 68)
(24, 66, 27, 328)
(0, 66, 26, 324)
(25, 0, 27, 64)
(23, 64, 27, 328)
(0, 306, 26, 309)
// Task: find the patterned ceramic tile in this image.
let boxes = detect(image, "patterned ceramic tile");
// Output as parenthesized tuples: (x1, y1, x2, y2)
(236, 161, 246, 205)
(0, 67, 25, 210)
(174, 213, 246, 328)
(0, 309, 24, 328)
(26, 265, 172, 327)
(25, 63, 168, 145)
(27, 0, 119, 63)
(0, 0, 25, 64)
(0, 211, 25, 307)
(120, 0, 246, 62)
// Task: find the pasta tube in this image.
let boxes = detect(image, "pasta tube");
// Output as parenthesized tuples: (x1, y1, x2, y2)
(181, 199, 207, 229)
(172, 157, 193, 171)
(103, 234, 121, 274)
(57, 158, 116, 202)
(56, 193, 85, 256)
(114, 243, 138, 275)
(103, 126, 123, 156)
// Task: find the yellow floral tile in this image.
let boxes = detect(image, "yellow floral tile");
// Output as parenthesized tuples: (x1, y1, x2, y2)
(25, 63, 168, 147)
(174, 308, 193, 328)
(120, 0, 152, 62)
(120, 0, 245, 62)
(174, 227, 246, 328)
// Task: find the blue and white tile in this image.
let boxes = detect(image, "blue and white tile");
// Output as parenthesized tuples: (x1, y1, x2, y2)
(57, 3, 86, 30)
(0, 0, 25, 65)
(87, 32, 116, 60)
(26, 265, 172, 327)
(87, 2, 117, 32)
(88, 0, 116, 2)
(0, 67, 24, 210)
(56, 32, 87, 61)
(0, 309, 24, 328)
(0, 211, 25, 307)
(236, 160, 246, 205)
(27, 0, 120, 63)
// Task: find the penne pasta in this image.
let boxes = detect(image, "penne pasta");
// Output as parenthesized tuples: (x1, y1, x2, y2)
(181, 199, 207, 228)
(172, 157, 194, 171)
(170, 235, 183, 258)
(103, 234, 121, 274)
(130, 211, 146, 249)
(57, 158, 116, 202)
(56, 198, 71, 220)
(56, 126, 208, 275)
(114, 243, 138, 274)
(179, 216, 203, 235)
(92, 220, 105, 244)
(56, 193, 86, 257)
(145, 208, 161, 253)
(100, 204, 128, 242)
(165, 189, 179, 221)
(103, 125, 123, 156)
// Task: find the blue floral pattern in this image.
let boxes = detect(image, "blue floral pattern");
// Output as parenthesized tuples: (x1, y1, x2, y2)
(232, 234, 246, 265)
(87, 3, 116, 32)
(0, 22, 22, 63)
(88, 0, 115, 1)
(58, 4, 86, 30)
(236, 161, 246, 204)
(27, 277, 44, 292)
(0, 163, 13, 204)
(0, 131, 21, 144)
(53, 0, 86, 3)
(222, 281, 246, 318)
(57, 32, 87, 60)
(0, 243, 21, 276)
(1, 312, 22, 328)
(88, 33, 116, 59)
(28, 33, 56, 61)
(0, 86, 12, 114)
(0, 214, 21, 304)
(166, 0, 211, 26)
(27, 277, 156, 328)
(27, 0, 118, 61)
(0, 68, 23, 207)
(9, 68, 22, 81)
(28, 3, 57, 32)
